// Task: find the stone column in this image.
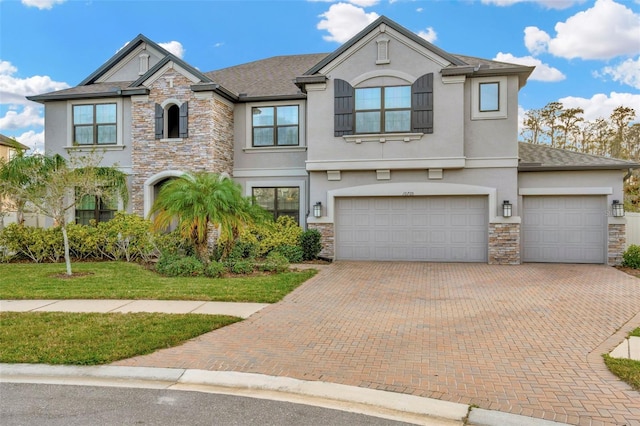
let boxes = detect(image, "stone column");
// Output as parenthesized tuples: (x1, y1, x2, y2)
(488, 223, 521, 265)
(308, 223, 334, 259)
(608, 223, 626, 266)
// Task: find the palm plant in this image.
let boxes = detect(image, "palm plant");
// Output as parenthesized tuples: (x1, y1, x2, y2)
(149, 172, 268, 262)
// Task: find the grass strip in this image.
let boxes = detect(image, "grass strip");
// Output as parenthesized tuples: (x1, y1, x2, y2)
(603, 355, 640, 391)
(0, 311, 240, 365)
(0, 262, 316, 303)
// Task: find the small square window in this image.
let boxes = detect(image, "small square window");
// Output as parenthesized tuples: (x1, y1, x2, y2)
(479, 82, 499, 112)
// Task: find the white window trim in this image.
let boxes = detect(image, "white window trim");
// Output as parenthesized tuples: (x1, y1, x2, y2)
(244, 101, 305, 150)
(67, 98, 124, 147)
(471, 76, 507, 120)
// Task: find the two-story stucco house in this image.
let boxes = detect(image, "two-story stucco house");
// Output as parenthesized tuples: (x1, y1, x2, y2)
(28, 17, 637, 265)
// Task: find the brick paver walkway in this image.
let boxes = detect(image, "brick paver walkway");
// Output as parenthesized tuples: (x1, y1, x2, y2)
(114, 263, 640, 425)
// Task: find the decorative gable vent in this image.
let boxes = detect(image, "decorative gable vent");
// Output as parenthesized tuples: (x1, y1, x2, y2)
(376, 38, 390, 65)
(139, 53, 150, 75)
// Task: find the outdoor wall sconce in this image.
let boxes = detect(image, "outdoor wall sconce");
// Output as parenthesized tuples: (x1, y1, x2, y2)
(313, 201, 322, 218)
(612, 200, 625, 217)
(502, 200, 512, 218)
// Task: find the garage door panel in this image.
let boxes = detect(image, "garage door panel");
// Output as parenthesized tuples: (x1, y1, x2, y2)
(336, 196, 488, 262)
(523, 195, 605, 263)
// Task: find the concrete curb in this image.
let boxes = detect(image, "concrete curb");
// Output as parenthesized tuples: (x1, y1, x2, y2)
(0, 363, 574, 426)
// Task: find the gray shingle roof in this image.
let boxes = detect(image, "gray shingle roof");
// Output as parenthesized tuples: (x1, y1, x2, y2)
(518, 142, 639, 171)
(204, 53, 329, 99)
(27, 82, 136, 102)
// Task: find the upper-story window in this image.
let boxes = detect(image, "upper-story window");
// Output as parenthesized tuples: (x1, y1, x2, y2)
(355, 86, 411, 134)
(334, 74, 433, 137)
(479, 82, 499, 112)
(73, 103, 117, 145)
(155, 102, 188, 139)
(252, 106, 299, 147)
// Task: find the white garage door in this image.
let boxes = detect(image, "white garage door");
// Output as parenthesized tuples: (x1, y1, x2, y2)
(523, 196, 606, 263)
(335, 196, 488, 262)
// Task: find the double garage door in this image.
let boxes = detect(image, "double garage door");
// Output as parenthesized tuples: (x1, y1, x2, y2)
(522, 195, 606, 263)
(335, 196, 488, 262)
(335, 194, 607, 263)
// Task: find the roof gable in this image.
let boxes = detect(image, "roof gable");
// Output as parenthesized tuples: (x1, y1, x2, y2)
(131, 54, 212, 87)
(79, 34, 171, 86)
(305, 16, 467, 76)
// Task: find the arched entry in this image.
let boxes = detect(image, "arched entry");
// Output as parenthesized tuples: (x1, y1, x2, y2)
(143, 170, 185, 218)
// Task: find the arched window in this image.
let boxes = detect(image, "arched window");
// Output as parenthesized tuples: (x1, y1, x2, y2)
(167, 104, 180, 138)
(154, 101, 188, 139)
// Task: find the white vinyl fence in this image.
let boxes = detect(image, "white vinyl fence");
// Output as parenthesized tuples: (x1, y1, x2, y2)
(627, 212, 640, 248)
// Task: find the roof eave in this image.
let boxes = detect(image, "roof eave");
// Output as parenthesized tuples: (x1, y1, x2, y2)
(237, 94, 307, 102)
(519, 164, 640, 172)
(190, 83, 239, 102)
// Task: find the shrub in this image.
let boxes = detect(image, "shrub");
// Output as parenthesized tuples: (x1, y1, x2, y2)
(273, 244, 304, 263)
(96, 212, 155, 262)
(254, 216, 302, 256)
(204, 260, 226, 278)
(261, 251, 290, 273)
(622, 245, 640, 269)
(156, 254, 204, 277)
(66, 223, 100, 260)
(0, 224, 61, 263)
(227, 239, 258, 262)
(299, 229, 322, 261)
(153, 230, 195, 258)
(228, 259, 254, 275)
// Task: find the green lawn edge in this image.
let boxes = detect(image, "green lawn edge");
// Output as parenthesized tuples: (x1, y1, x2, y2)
(0, 312, 241, 365)
(603, 327, 640, 391)
(0, 261, 317, 303)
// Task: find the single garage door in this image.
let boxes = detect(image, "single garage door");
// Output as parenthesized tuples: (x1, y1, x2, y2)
(523, 195, 606, 263)
(335, 196, 488, 262)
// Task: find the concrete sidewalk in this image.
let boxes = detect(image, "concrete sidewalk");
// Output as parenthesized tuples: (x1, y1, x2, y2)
(610, 336, 640, 361)
(0, 299, 269, 319)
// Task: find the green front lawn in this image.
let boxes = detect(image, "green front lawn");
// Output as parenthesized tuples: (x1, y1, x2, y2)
(0, 262, 316, 303)
(604, 327, 640, 391)
(0, 312, 240, 365)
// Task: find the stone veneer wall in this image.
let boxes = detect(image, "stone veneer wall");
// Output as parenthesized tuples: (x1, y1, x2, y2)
(488, 223, 520, 265)
(308, 223, 334, 259)
(608, 223, 625, 266)
(131, 68, 234, 215)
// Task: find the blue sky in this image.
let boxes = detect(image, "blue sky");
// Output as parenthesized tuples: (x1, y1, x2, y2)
(1, 0, 638, 152)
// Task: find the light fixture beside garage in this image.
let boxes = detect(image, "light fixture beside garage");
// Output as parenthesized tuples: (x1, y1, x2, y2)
(502, 200, 512, 218)
(612, 200, 625, 217)
(313, 201, 322, 218)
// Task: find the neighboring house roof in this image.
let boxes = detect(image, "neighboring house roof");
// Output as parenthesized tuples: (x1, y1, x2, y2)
(0, 133, 28, 151)
(518, 142, 639, 171)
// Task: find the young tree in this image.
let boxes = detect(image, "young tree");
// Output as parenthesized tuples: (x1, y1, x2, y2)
(149, 172, 268, 262)
(1, 153, 128, 275)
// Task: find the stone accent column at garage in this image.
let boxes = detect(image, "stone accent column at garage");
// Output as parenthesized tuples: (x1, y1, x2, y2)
(488, 223, 520, 265)
(308, 223, 334, 259)
(608, 223, 625, 266)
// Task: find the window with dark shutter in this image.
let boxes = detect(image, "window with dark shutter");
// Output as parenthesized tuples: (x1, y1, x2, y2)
(154, 103, 163, 140)
(334, 79, 354, 136)
(411, 73, 433, 134)
(179, 102, 188, 138)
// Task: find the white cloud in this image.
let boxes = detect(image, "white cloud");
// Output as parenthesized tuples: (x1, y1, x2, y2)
(0, 60, 69, 105)
(416, 7, 424, 12)
(0, 105, 43, 130)
(159, 41, 185, 59)
(214, 42, 224, 48)
(524, 26, 550, 55)
(21, 0, 66, 10)
(494, 52, 565, 82)
(481, 0, 583, 9)
(15, 130, 44, 154)
(529, 0, 640, 60)
(348, 0, 379, 6)
(558, 92, 640, 121)
(596, 57, 640, 89)
(417, 27, 437, 43)
(317, 3, 379, 43)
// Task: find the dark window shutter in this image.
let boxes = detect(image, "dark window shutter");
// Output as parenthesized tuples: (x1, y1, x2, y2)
(411, 73, 434, 134)
(179, 102, 188, 138)
(154, 103, 163, 139)
(334, 79, 354, 137)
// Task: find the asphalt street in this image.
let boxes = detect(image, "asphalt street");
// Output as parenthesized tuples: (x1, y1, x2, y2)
(0, 383, 420, 426)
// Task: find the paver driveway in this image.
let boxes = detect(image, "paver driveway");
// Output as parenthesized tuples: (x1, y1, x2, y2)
(115, 262, 640, 425)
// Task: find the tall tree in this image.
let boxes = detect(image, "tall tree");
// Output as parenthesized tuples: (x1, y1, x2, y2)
(149, 172, 267, 262)
(610, 106, 636, 159)
(1, 153, 128, 275)
(520, 107, 544, 145)
(540, 102, 563, 148)
(557, 107, 584, 151)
